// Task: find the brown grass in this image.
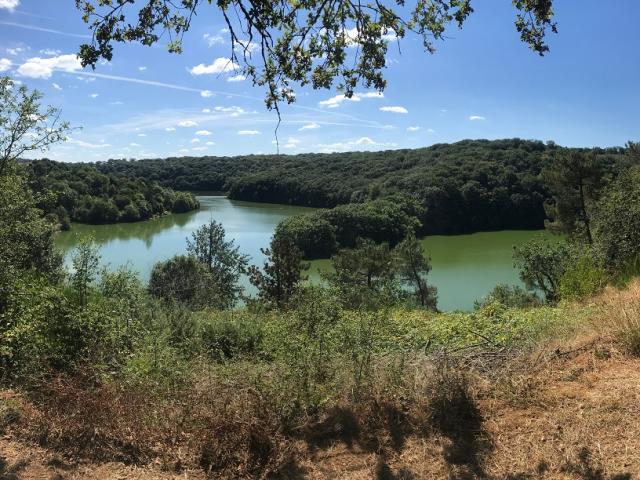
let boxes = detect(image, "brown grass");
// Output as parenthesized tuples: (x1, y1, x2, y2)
(3, 284, 640, 479)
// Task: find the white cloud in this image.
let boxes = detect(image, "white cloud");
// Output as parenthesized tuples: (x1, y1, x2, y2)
(283, 137, 301, 149)
(298, 122, 320, 131)
(52, 82, 62, 90)
(0, 58, 11, 72)
(202, 108, 211, 113)
(195, 130, 212, 136)
(354, 137, 375, 145)
(380, 106, 408, 114)
(318, 137, 397, 152)
(39, 48, 61, 56)
(227, 74, 246, 82)
(129, 142, 141, 147)
(165, 127, 176, 132)
(201, 90, 214, 98)
(192, 146, 207, 151)
(238, 130, 260, 135)
(6, 47, 24, 56)
(67, 138, 111, 149)
(407, 126, 421, 132)
(469, 115, 486, 121)
(189, 57, 238, 75)
(203, 33, 224, 47)
(177, 120, 198, 127)
(138, 66, 147, 71)
(319, 91, 383, 108)
(213, 105, 245, 116)
(191, 138, 200, 143)
(110, 100, 124, 105)
(342, 27, 397, 47)
(205, 141, 215, 146)
(89, 93, 99, 98)
(17, 54, 82, 79)
(427, 128, 435, 133)
(0, 0, 19, 11)
(137, 133, 147, 137)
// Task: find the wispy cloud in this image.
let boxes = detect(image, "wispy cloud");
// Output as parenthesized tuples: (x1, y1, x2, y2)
(67, 138, 111, 149)
(195, 130, 212, 136)
(178, 120, 198, 127)
(227, 74, 246, 82)
(238, 130, 261, 135)
(298, 122, 320, 131)
(0, 58, 11, 72)
(407, 126, 420, 132)
(190, 57, 239, 75)
(52, 82, 62, 90)
(0, 21, 90, 38)
(203, 33, 224, 47)
(380, 106, 408, 114)
(469, 115, 486, 121)
(318, 136, 398, 152)
(319, 91, 383, 108)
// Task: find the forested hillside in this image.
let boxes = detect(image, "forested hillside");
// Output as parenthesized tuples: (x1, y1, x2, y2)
(87, 139, 626, 234)
(22, 159, 200, 228)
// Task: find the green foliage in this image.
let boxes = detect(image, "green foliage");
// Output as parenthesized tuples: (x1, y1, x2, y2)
(199, 312, 264, 361)
(513, 236, 572, 303)
(324, 239, 400, 309)
(76, 1, 556, 110)
(543, 150, 604, 243)
(24, 159, 199, 226)
(186, 220, 249, 309)
(394, 232, 438, 310)
(274, 215, 336, 259)
(71, 237, 101, 306)
(474, 284, 540, 310)
(0, 174, 63, 300)
(149, 255, 213, 309)
(592, 166, 640, 271)
(0, 77, 70, 177)
(249, 235, 309, 308)
(558, 255, 608, 301)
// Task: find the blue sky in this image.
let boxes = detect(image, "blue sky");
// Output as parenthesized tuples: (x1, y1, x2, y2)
(0, 0, 638, 162)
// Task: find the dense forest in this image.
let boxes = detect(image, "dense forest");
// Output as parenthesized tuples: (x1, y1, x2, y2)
(21, 159, 200, 228)
(82, 140, 627, 234)
(46, 139, 624, 257)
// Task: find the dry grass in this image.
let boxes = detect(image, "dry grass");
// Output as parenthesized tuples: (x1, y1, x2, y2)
(4, 283, 640, 479)
(595, 279, 640, 356)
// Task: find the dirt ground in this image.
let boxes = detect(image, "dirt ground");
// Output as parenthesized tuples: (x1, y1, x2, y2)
(2, 339, 639, 480)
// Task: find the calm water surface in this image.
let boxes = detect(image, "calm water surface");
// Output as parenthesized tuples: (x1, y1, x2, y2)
(55, 196, 548, 311)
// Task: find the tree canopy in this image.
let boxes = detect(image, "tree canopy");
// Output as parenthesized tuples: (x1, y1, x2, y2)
(75, 0, 557, 109)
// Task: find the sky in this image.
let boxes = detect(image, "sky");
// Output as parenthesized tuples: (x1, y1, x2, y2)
(0, 0, 638, 162)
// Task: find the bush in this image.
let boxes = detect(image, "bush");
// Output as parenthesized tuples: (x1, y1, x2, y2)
(474, 284, 541, 310)
(558, 255, 608, 301)
(149, 255, 212, 309)
(274, 214, 336, 259)
(200, 312, 265, 360)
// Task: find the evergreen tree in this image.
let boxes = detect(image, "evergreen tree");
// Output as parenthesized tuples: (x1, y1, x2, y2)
(249, 236, 308, 308)
(186, 220, 249, 309)
(394, 233, 438, 310)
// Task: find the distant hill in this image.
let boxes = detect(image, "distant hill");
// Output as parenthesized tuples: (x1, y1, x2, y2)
(84, 138, 626, 234)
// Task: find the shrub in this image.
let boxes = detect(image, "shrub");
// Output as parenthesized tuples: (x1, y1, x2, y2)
(558, 255, 608, 301)
(474, 284, 541, 310)
(200, 312, 265, 360)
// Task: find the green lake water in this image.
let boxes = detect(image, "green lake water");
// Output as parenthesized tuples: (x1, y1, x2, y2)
(55, 195, 548, 311)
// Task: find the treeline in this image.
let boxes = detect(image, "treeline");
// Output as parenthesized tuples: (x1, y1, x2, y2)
(89, 139, 627, 236)
(22, 159, 199, 228)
